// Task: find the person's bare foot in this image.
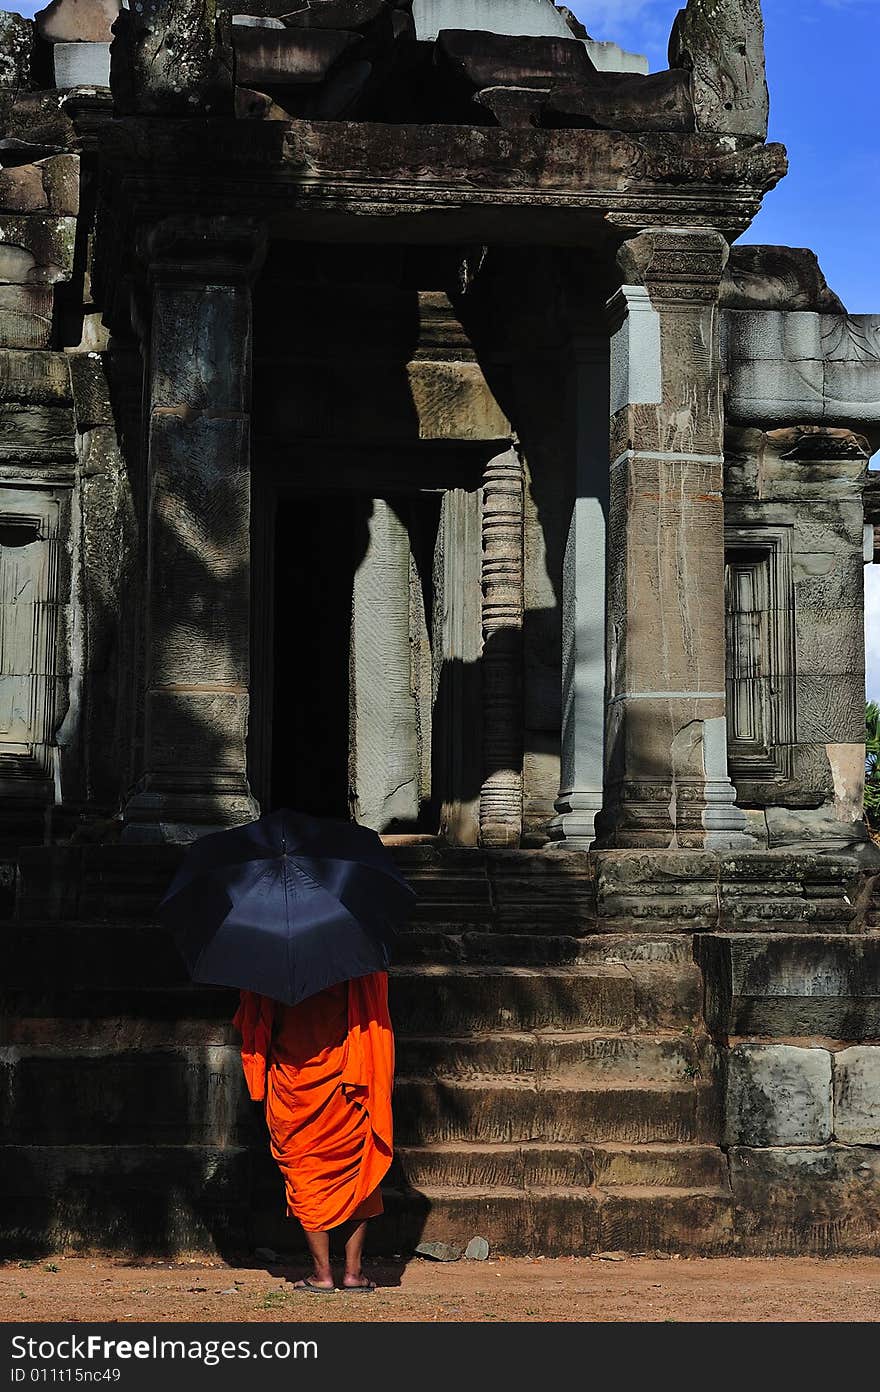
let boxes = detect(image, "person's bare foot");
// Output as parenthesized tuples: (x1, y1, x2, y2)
(341, 1270, 376, 1292)
(293, 1271, 335, 1292)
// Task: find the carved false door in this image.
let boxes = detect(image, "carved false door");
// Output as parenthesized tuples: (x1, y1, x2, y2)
(0, 491, 63, 792)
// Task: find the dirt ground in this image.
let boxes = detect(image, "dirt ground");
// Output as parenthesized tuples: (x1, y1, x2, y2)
(2, 1254, 880, 1323)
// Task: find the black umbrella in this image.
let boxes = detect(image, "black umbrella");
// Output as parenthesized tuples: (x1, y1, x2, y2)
(158, 808, 416, 1006)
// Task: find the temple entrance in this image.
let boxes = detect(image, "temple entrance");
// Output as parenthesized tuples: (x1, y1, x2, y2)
(270, 491, 363, 821)
(258, 478, 483, 842)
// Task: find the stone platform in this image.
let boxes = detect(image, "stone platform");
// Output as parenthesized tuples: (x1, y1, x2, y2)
(2, 844, 879, 1258)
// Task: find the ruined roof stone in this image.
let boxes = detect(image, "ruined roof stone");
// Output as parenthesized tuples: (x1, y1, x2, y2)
(669, 0, 768, 139)
(36, 0, 121, 44)
(721, 246, 846, 314)
(412, 0, 572, 42)
(281, 1, 398, 28)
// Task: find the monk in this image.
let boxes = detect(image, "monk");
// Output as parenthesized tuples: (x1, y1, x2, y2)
(233, 969, 394, 1293)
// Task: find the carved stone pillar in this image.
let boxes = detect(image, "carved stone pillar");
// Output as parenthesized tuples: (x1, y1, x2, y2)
(480, 446, 524, 848)
(595, 228, 751, 849)
(551, 336, 609, 847)
(122, 215, 266, 841)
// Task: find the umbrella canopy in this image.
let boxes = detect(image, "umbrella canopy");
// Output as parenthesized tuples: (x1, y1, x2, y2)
(158, 808, 416, 1007)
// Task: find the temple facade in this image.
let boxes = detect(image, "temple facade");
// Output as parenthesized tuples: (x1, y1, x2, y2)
(2, 0, 880, 1256)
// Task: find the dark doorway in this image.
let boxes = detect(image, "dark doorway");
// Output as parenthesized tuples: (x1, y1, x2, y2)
(265, 482, 477, 838)
(270, 491, 371, 817)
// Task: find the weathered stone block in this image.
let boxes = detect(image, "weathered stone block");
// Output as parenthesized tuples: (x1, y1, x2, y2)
(834, 1047, 880, 1145)
(764, 805, 869, 854)
(0, 285, 53, 349)
(2, 92, 77, 148)
(792, 551, 863, 609)
(437, 26, 595, 89)
(407, 360, 509, 441)
(37, 0, 119, 44)
(0, 167, 47, 214)
(0, 216, 76, 286)
(729, 1145, 880, 1255)
(699, 933, 880, 1040)
(595, 850, 720, 928)
(0, 349, 69, 404)
(68, 352, 112, 429)
(794, 605, 863, 677)
(281, 1, 395, 29)
(724, 1043, 832, 1146)
(110, 3, 230, 117)
(0, 1047, 253, 1145)
(146, 689, 250, 773)
(151, 286, 254, 414)
(796, 674, 866, 744)
(38, 155, 79, 217)
(232, 26, 360, 87)
(0, 1144, 251, 1256)
(721, 247, 845, 314)
(147, 414, 250, 683)
(412, 0, 573, 42)
(546, 69, 695, 134)
(0, 403, 75, 458)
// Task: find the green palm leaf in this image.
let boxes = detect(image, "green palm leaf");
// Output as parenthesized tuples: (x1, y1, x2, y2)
(866, 701, 880, 827)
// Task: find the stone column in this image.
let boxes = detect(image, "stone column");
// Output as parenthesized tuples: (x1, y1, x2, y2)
(122, 215, 266, 841)
(551, 336, 609, 847)
(480, 446, 524, 848)
(595, 228, 750, 849)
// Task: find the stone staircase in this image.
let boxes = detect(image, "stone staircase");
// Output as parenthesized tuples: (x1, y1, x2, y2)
(1, 844, 747, 1257)
(368, 929, 733, 1257)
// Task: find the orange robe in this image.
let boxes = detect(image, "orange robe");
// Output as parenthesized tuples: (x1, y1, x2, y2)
(233, 972, 394, 1233)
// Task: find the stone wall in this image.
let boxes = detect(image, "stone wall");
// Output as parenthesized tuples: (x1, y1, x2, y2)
(0, 8, 132, 848)
(698, 932, 880, 1251)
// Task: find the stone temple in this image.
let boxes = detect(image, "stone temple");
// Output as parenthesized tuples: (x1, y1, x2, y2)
(1, 0, 880, 1257)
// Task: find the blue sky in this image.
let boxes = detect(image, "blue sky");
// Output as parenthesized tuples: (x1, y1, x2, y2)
(569, 0, 880, 701)
(6, 0, 880, 697)
(570, 0, 880, 313)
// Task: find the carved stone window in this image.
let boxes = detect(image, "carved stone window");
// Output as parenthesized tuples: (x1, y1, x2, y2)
(724, 526, 795, 792)
(0, 490, 63, 795)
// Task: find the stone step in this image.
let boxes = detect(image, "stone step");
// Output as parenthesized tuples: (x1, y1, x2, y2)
(0, 1047, 257, 1146)
(1, 1030, 710, 1075)
(395, 931, 695, 966)
(0, 1143, 253, 1255)
(0, 1143, 733, 1258)
(0, 988, 237, 1044)
(392, 1078, 719, 1145)
(2, 921, 694, 986)
(390, 964, 702, 1033)
(391, 1142, 730, 1191)
(340, 1185, 735, 1258)
(396, 1031, 713, 1083)
(0, 1047, 718, 1146)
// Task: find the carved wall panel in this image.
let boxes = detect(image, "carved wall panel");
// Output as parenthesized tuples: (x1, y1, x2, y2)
(724, 525, 796, 794)
(0, 488, 65, 794)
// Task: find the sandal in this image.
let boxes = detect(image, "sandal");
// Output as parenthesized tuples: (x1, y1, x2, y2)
(293, 1277, 337, 1294)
